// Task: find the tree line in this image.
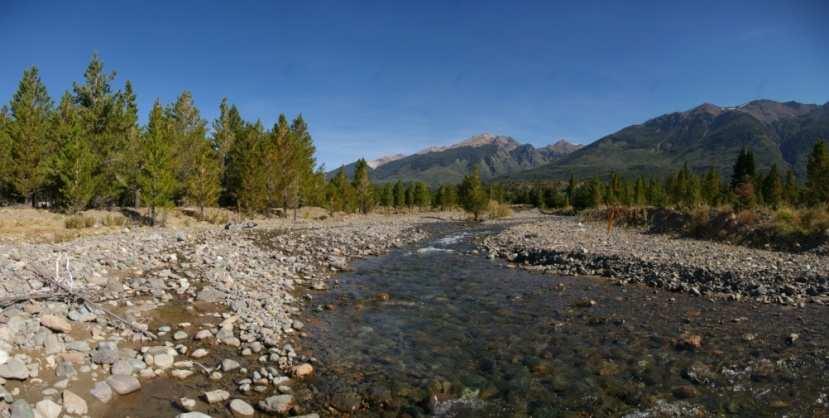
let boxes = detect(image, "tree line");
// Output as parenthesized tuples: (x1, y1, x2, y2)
(325, 161, 498, 220)
(0, 55, 323, 223)
(507, 141, 829, 211)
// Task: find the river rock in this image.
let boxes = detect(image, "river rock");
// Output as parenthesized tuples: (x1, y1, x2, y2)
(0, 358, 30, 380)
(90, 381, 113, 403)
(222, 358, 240, 372)
(191, 348, 208, 358)
(106, 374, 141, 395)
(177, 413, 212, 418)
(63, 389, 88, 414)
(35, 399, 61, 418)
(259, 394, 294, 414)
(229, 398, 255, 416)
(10, 400, 34, 418)
(194, 329, 212, 340)
(40, 314, 72, 333)
(203, 389, 230, 404)
(154, 353, 174, 369)
(292, 363, 314, 378)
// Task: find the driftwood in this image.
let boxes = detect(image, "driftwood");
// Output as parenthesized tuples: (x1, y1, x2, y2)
(20, 265, 157, 340)
(0, 290, 69, 308)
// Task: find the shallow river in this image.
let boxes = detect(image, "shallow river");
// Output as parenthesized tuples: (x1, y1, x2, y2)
(299, 222, 829, 417)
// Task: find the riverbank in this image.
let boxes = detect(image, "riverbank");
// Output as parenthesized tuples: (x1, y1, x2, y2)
(0, 213, 435, 417)
(483, 213, 829, 305)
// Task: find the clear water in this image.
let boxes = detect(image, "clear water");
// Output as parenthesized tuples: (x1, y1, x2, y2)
(300, 222, 829, 417)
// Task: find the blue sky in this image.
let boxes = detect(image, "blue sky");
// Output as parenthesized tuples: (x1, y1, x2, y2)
(1, 0, 827, 169)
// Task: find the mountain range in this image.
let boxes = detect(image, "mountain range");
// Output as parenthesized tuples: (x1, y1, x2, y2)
(332, 99, 828, 184)
(330, 134, 581, 185)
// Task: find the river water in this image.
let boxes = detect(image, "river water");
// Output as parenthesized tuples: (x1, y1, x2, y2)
(300, 222, 829, 417)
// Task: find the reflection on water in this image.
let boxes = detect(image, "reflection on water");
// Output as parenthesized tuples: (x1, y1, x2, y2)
(302, 222, 829, 417)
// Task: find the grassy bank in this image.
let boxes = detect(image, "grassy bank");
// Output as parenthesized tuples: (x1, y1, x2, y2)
(580, 205, 829, 254)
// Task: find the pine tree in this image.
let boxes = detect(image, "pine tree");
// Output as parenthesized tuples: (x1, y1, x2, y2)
(806, 140, 829, 205)
(328, 167, 355, 213)
(113, 80, 142, 207)
(53, 92, 98, 213)
(414, 182, 431, 208)
(7, 67, 54, 205)
(393, 180, 406, 209)
(72, 54, 124, 205)
(213, 99, 245, 206)
(731, 147, 756, 190)
(352, 159, 373, 214)
(702, 168, 721, 206)
(186, 140, 221, 216)
(138, 101, 178, 225)
(167, 91, 209, 203)
(761, 164, 783, 209)
(459, 165, 488, 221)
(290, 115, 317, 217)
(380, 183, 394, 208)
(633, 176, 646, 206)
(783, 170, 799, 206)
(0, 108, 11, 199)
(237, 122, 270, 214)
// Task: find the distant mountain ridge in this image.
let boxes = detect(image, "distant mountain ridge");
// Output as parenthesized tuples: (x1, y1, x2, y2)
(331, 133, 581, 184)
(511, 99, 829, 181)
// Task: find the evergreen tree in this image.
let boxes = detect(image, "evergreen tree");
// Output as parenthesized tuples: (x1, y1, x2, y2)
(7, 67, 54, 204)
(72, 54, 126, 205)
(290, 115, 317, 216)
(237, 122, 270, 213)
(137, 101, 178, 225)
(167, 91, 209, 203)
(761, 164, 784, 209)
(352, 159, 373, 214)
(328, 167, 355, 213)
(0, 108, 11, 199)
(731, 147, 756, 190)
(806, 140, 829, 205)
(566, 175, 576, 206)
(414, 182, 431, 208)
(633, 176, 647, 206)
(213, 99, 245, 206)
(53, 92, 98, 213)
(702, 168, 721, 207)
(186, 140, 221, 216)
(783, 169, 799, 206)
(113, 80, 142, 207)
(380, 183, 394, 208)
(393, 180, 406, 209)
(459, 165, 488, 221)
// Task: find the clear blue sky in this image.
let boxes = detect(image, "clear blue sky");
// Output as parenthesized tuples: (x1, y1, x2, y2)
(1, 0, 827, 169)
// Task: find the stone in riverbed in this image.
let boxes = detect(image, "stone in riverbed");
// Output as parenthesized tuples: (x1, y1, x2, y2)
(173, 331, 188, 340)
(229, 398, 255, 416)
(111, 360, 134, 376)
(35, 399, 61, 418)
(222, 358, 240, 372)
(171, 369, 194, 379)
(179, 397, 196, 411)
(258, 394, 294, 414)
(0, 358, 30, 380)
(292, 363, 314, 378)
(191, 348, 208, 358)
(203, 389, 230, 404)
(10, 400, 33, 418)
(154, 353, 174, 369)
(177, 413, 212, 418)
(40, 314, 72, 333)
(194, 329, 213, 340)
(106, 374, 141, 395)
(63, 389, 88, 414)
(90, 381, 113, 403)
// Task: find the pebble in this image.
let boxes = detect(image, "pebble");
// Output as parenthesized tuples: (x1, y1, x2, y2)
(106, 374, 141, 395)
(203, 389, 230, 404)
(63, 389, 88, 414)
(90, 381, 113, 403)
(229, 398, 255, 416)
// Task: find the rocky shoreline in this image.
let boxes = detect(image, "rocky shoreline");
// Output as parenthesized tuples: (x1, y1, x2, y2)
(0, 214, 430, 417)
(483, 214, 829, 306)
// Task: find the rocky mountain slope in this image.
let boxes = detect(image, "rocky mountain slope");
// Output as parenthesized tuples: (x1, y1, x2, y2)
(332, 134, 581, 185)
(512, 100, 829, 180)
